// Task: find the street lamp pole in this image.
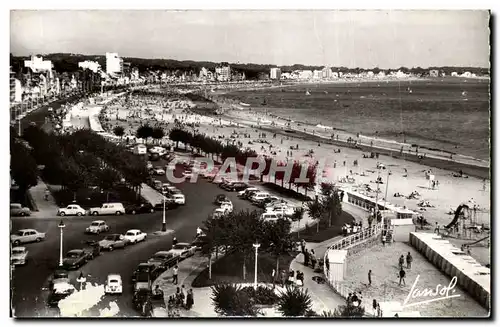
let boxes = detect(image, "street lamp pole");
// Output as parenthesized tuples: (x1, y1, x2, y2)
(58, 220, 66, 267)
(253, 242, 261, 290)
(162, 193, 167, 232)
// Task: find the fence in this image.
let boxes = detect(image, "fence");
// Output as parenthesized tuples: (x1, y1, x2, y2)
(322, 224, 382, 299)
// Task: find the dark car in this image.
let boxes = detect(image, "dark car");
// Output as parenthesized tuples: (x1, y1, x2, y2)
(48, 270, 69, 290)
(149, 153, 160, 161)
(153, 199, 178, 211)
(131, 263, 158, 283)
(191, 235, 209, 251)
(223, 182, 248, 192)
(62, 249, 89, 270)
(82, 240, 101, 259)
(126, 203, 155, 215)
(48, 287, 75, 307)
(148, 251, 179, 270)
(214, 194, 229, 205)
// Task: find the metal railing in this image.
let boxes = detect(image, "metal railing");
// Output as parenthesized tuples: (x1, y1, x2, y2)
(322, 224, 382, 300)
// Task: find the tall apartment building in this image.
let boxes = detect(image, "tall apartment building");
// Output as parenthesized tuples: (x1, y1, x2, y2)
(24, 55, 53, 73)
(78, 60, 101, 73)
(322, 66, 332, 79)
(215, 63, 231, 82)
(106, 52, 123, 76)
(270, 67, 281, 80)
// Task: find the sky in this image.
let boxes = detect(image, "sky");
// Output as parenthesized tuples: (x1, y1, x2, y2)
(10, 10, 490, 68)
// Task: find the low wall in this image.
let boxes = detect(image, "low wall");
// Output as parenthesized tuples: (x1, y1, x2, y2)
(409, 232, 490, 310)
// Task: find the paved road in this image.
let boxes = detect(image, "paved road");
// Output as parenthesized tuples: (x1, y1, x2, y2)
(11, 167, 257, 317)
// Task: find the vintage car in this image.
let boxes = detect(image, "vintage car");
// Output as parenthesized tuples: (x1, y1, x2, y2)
(85, 220, 110, 234)
(82, 240, 101, 259)
(147, 251, 179, 270)
(11, 229, 46, 246)
(125, 203, 155, 215)
(47, 282, 75, 307)
(89, 203, 125, 216)
(62, 249, 90, 270)
(11, 246, 28, 266)
(10, 203, 31, 217)
(124, 229, 147, 244)
(57, 204, 87, 216)
(98, 234, 128, 251)
(105, 274, 123, 295)
(168, 243, 197, 259)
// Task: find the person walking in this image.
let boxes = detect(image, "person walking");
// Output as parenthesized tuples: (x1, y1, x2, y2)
(172, 265, 179, 285)
(185, 289, 194, 310)
(304, 249, 310, 267)
(434, 222, 440, 235)
(398, 268, 406, 286)
(368, 270, 372, 286)
(173, 237, 178, 246)
(271, 268, 276, 286)
(406, 252, 413, 269)
(398, 255, 405, 270)
(310, 249, 317, 269)
(372, 299, 377, 312)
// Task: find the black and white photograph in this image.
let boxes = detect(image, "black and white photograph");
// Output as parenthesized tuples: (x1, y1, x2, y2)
(8, 7, 491, 318)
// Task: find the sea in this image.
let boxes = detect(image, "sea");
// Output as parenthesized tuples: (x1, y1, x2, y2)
(225, 78, 491, 162)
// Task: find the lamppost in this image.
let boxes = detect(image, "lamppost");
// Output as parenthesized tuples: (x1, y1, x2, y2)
(58, 220, 66, 267)
(162, 192, 167, 232)
(253, 242, 261, 290)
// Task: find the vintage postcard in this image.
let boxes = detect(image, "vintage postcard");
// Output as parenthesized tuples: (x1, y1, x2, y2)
(9, 9, 490, 318)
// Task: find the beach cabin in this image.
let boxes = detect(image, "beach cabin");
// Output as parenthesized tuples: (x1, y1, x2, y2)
(343, 189, 416, 219)
(133, 144, 147, 155)
(390, 218, 416, 242)
(325, 250, 348, 283)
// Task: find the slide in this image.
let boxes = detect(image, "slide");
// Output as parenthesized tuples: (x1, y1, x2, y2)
(445, 204, 469, 229)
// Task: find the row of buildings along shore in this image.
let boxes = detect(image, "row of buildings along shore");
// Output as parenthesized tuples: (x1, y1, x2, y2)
(10, 52, 488, 113)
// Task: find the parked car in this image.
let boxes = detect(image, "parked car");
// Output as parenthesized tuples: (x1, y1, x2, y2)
(62, 249, 90, 270)
(148, 251, 179, 270)
(11, 229, 46, 246)
(131, 262, 158, 284)
(239, 188, 260, 199)
(10, 203, 31, 217)
(168, 243, 197, 259)
(105, 274, 123, 295)
(257, 196, 282, 208)
(82, 240, 101, 259)
(260, 212, 284, 221)
(48, 283, 75, 307)
(267, 203, 295, 216)
(219, 200, 233, 213)
(149, 153, 160, 161)
(85, 220, 110, 234)
(153, 167, 165, 175)
(212, 207, 227, 219)
(98, 234, 128, 251)
(171, 193, 185, 205)
(191, 236, 209, 251)
(146, 161, 154, 170)
(223, 181, 248, 192)
(124, 229, 147, 244)
(90, 203, 125, 216)
(250, 192, 270, 204)
(48, 270, 69, 290)
(11, 246, 28, 266)
(125, 203, 155, 215)
(57, 204, 87, 217)
(153, 180, 163, 190)
(214, 194, 229, 205)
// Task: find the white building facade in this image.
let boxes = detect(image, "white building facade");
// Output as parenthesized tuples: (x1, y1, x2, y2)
(106, 52, 123, 76)
(270, 67, 281, 80)
(24, 55, 53, 73)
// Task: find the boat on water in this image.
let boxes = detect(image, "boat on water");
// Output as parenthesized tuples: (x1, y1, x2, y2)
(324, 91, 328, 94)
(305, 90, 311, 96)
(239, 102, 250, 107)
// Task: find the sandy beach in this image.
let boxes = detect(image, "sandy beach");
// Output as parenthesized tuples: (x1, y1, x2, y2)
(100, 92, 490, 235)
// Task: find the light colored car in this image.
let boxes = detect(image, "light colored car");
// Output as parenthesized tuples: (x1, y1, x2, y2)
(11, 247, 28, 266)
(90, 203, 125, 216)
(11, 229, 46, 246)
(260, 212, 284, 221)
(105, 274, 123, 295)
(238, 187, 259, 198)
(10, 203, 31, 217)
(250, 192, 270, 203)
(219, 200, 233, 213)
(124, 229, 147, 244)
(267, 203, 295, 216)
(153, 167, 166, 175)
(146, 161, 153, 170)
(98, 234, 128, 251)
(212, 208, 227, 218)
(86, 220, 110, 234)
(148, 251, 179, 269)
(168, 243, 197, 259)
(172, 193, 185, 205)
(58, 204, 87, 217)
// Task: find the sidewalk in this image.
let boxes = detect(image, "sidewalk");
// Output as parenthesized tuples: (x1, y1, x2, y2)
(290, 239, 346, 314)
(140, 183, 165, 206)
(27, 178, 60, 218)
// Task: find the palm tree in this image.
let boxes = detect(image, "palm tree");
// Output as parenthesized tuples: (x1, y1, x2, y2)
(263, 219, 294, 284)
(291, 207, 305, 238)
(277, 286, 313, 317)
(211, 284, 260, 317)
(333, 302, 365, 317)
(322, 193, 342, 228)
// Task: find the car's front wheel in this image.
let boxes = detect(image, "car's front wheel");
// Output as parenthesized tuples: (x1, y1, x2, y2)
(13, 240, 20, 246)
(116, 211, 121, 216)
(77, 212, 82, 216)
(59, 212, 66, 217)
(92, 211, 99, 216)
(36, 238, 42, 242)
(108, 246, 114, 251)
(131, 210, 136, 215)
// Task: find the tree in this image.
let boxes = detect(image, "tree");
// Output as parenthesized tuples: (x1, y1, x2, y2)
(321, 182, 335, 197)
(291, 207, 305, 238)
(322, 191, 342, 228)
(151, 127, 165, 145)
(169, 128, 184, 149)
(97, 167, 121, 202)
(211, 284, 260, 317)
(113, 126, 125, 139)
(333, 301, 365, 317)
(306, 200, 324, 233)
(10, 140, 39, 199)
(277, 286, 313, 317)
(136, 124, 153, 143)
(263, 219, 294, 284)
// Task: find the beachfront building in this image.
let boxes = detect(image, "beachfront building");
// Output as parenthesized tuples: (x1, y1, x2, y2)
(215, 63, 231, 82)
(131, 67, 140, 81)
(270, 67, 281, 80)
(322, 66, 332, 79)
(78, 61, 101, 73)
(281, 72, 292, 79)
(377, 71, 386, 78)
(429, 69, 439, 77)
(106, 52, 123, 77)
(298, 70, 313, 80)
(24, 55, 53, 73)
(313, 70, 322, 79)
